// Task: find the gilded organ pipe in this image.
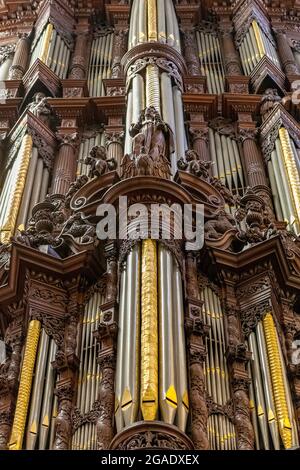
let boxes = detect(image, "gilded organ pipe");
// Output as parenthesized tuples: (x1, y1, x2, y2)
(140, 240, 158, 421)
(263, 313, 292, 449)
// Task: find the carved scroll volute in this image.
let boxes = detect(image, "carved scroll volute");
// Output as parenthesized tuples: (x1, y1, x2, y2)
(0, 306, 25, 450)
(94, 322, 118, 450)
(184, 252, 210, 450)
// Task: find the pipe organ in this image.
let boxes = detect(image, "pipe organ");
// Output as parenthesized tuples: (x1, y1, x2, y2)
(196, 28, 225, 94)
(208, 129, 245, 197)
(115, 242, 188, 432)
(87, 31, 114, 97)
(1, 0, 300, 454)
(29, 22, 71, 79)
(201, 286, 236, 450)
(238, 20, 280, 76)
(248, 314, 299, 450)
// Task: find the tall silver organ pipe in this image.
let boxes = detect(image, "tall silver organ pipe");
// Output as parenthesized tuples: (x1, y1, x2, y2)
(201, 286, 236, 450)
(0, 47, 14, 80)
(248, 318, 299, 450)
(238, 21, 281, 75)
(125, 0, 186, 173)
(196, 29, 225, 94)
(77, 131, 105, 176)
(115, 242, 188, 433)
(87, 32, 114, 97)
(267, 136, 300, 234)
(129, 0, 180, 52)
(72, 290, 104, 450)
(25, 331, 57, 450)
(208, 129, 245, 197)
(29, 23, 71, 79)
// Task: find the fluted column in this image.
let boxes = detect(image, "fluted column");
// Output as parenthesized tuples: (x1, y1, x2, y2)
(190, 128, 210, 162)
(52, 133, 79, 195)
(8, 35, 31, 80)
(239, 127, 275, 220)
(239, 129, 268, 187)
(69, 33, 88, 79)
(219, 25, 242, 76)
(274, 30, 300, 75)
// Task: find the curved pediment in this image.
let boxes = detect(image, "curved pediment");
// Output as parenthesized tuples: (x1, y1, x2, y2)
(69, 171, 227, 221)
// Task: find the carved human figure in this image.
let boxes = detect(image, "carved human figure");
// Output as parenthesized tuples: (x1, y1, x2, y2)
(84, 146, 117, 178)
(178, 149, 212, 180)
(27, 92, 52, 127)
(121, 107, 174, 179)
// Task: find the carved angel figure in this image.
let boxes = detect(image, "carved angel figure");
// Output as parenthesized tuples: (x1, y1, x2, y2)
(27, 92, 52, 127)
(121, 106, 174, 180)
(178, 150, 212, 180)
(84, 146, 117, 178)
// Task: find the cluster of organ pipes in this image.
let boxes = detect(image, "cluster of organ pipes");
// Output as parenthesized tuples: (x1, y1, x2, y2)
(268, 131, 300, 234)
(25, 333, 57, 450)
(208, 129, 245, 197)
(0, 132, 50, 244)
(238, 21, 281, 75)
(195, 29, 225, 94)
(248, 314, 299, 450)
(128, 0, 181, 52)
(87, 33, 114, 97)
(200, 286, 237, 450)
(29, 23, 71, 79)
(72, 291, 104, 450)
(115, 241, 188, 432)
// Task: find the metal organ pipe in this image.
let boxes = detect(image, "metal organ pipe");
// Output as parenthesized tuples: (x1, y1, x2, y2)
(201, 286, 236, 450)
(87, 33, 114, 97)
(72, 291, 103, 450)
(196, 30, 225, 94)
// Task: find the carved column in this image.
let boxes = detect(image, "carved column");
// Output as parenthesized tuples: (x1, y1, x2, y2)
(218, 19, 249, 93)
(219, 25, 243, 76)
(223, 296, 255, 450)
(239, 127, 275, 221)
(189, 128, 210, 162)
(94, 322, 117, 450)
(0, 309, 24, 450)
(182, 29, 200, 76)
(239, 129, 267, 187)
(8, 35, 31, 80)
(69, 33, 89, 80)
(53, 286, 81, 450)
(185, 252, 209, 450)
(52, 133, 79, 195)
(111, 29, 128, 79)
(274, 30, 300, 76)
